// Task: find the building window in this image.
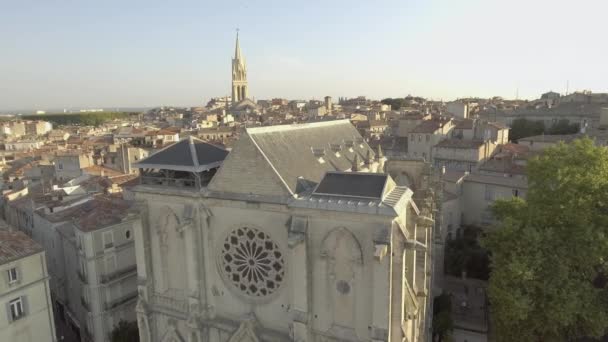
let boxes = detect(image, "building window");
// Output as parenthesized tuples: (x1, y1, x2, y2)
(9, 297, 25, 321)
(513, 189, 519, 197)
(58, 163, 63, 170)
(426, 134, 430, 142)
(418, 135, 421, 142)
(485, 185, 494, 201)
(220, 226, 285, 298)
(126, 230, 131, 239)
(7, 268, 18, 284)
(103, 231, 114, 249)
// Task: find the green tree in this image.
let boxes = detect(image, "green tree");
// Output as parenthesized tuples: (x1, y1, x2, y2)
(509, 118, 545, 141)
(444, 226, 490, 280)
(110, 320, 139, 342)
(548, 119, 580, 135)
(433, 292, 454, 341)
(482, 138, 608, 341)
(22, 112, 133, 127)
(381, 98, 406, 110)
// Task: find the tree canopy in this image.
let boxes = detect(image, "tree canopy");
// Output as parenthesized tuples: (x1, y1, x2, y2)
(509, 118, 545, 141)
(483, 138, 608, 341)
(110, 320, 139, 342)
(509, 118, 580, 142)
(432, 292, 454, 342)
(547, 119, 580, 135)
(381, 98, 407, 110)
(444, 225, 490, 280)
(21, 112, 133, 127)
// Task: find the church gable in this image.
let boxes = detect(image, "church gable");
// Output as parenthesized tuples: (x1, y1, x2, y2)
(228, 321, 260, 342)
(207, 133, 290, 198)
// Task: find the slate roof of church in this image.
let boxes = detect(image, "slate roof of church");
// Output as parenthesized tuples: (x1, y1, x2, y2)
(246, 120, 376, 194)
(313, 172, 388, 199)
(134, 137, 229, 172)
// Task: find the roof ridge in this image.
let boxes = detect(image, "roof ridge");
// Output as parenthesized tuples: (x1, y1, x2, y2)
(188, 136, 200, 167)
(246, 119, 351, 135)
(247, 131, 294, 196)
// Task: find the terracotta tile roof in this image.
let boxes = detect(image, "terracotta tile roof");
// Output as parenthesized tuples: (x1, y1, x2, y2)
(82, 165, 124, 177)
(435, 139, 484, 149)
(499, 143, 529, 155)
(454, 119, 474, 129)
(411, 117, 451, 133)
(486, 121, 508, 130)
(42, 195, 134, 232)
(0, 230, 43, 265)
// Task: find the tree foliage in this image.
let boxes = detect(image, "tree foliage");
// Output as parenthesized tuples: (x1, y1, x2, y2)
(381, 98, 406, 110)
(547, 119, 580, 135)
(433, 292, 454, 342)
(482, 138, 608, 341)
(21, 112, 133, 127)
(509, 118, 545, 141)
(110, 320, 139, 342)
(510, 118, 580, 141)
(444, 225, 490, 280)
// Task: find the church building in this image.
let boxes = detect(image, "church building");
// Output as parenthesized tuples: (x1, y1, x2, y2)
(132, 120, 436, 342)
(229, 32, 259, 117)
(232, 31, 249, 105)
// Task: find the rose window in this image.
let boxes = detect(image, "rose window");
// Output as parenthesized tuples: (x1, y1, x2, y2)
(220, 227, 285, 298)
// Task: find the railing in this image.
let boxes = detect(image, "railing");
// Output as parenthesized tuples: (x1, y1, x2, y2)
(150, 291, 188, 314)
(105, 291, 138, 310)
(141, 176, 196, 188)
(100, 265, 137, 284)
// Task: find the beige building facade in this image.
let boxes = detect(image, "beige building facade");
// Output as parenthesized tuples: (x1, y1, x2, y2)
(0, 230, 56, 342)
(133, 121, 437, 342)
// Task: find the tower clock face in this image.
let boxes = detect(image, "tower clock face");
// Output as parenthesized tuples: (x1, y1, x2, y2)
(219, 226, 285, 299)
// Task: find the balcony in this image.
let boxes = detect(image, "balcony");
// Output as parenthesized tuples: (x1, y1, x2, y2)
(100, 265, 137, 284)
(141, 175, 196, 188)
(105, 291, 137, 311)
(150, 290, 187, 315)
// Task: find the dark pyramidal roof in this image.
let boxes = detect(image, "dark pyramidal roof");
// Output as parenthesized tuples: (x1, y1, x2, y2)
(135, 137, 229, 172)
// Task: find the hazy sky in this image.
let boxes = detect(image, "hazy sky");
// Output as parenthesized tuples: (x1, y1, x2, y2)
(2, 0, 607, 110)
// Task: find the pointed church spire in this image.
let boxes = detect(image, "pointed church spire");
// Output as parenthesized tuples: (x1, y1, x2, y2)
(234, 29, 242, 60)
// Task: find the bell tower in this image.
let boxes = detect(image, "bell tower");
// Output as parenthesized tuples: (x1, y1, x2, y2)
(231, 30, 248, 105)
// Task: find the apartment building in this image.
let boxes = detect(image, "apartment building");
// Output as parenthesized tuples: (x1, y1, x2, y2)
(0, 230, 56, 342)
(53, 195, 139, 342)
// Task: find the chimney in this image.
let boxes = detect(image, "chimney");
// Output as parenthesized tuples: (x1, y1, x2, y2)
(120, 144, 132, 174)
(376, 145, 384, 161)
(365, 149, 373, 165)
(351, 154, 360, 172)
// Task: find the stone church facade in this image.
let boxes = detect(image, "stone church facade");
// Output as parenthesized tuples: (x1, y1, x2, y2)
(132, 120, 436, 342)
